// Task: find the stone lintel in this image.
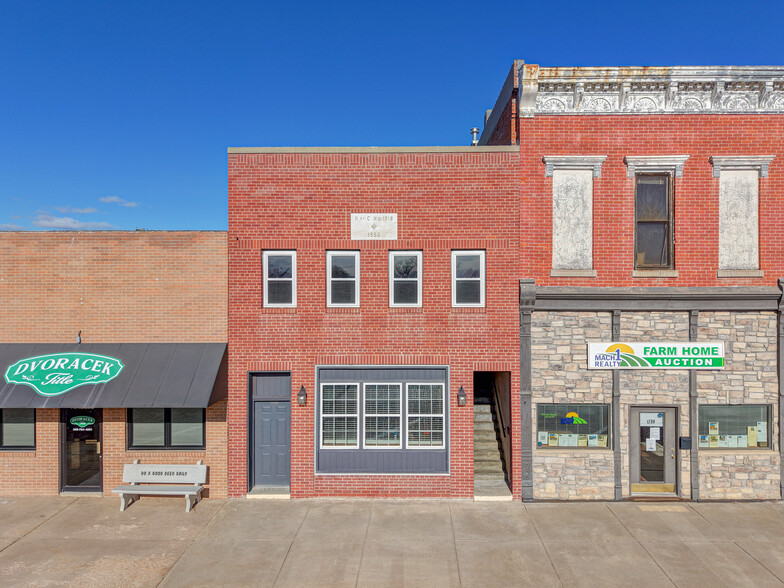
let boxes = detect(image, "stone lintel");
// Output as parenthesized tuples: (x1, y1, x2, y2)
(710, 155, 776, 178)
(624, 156, 690, 178)
(543, 155, 607, 178)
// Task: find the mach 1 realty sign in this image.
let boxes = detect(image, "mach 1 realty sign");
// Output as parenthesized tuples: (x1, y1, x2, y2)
(4, 353, 124, 396)
(587, 342, 724, 370)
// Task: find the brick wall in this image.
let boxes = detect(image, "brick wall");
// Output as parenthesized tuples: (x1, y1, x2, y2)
(0, 231, 228, 497)
(228, 149, 520, 498)
(518, 115, 784, 287)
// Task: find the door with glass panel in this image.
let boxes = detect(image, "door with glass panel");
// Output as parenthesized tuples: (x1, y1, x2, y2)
(61, 408, 102, 492)
(630, 407, 677, 494)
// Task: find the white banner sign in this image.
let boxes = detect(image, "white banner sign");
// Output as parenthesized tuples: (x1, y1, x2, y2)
(587, 342, 724, 370)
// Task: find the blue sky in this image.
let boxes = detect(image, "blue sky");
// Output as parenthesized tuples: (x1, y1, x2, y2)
(2, 0, 783, 231)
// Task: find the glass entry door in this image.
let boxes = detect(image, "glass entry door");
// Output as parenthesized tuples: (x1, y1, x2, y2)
(61, 409, 102, 492)
(630, 407, 677, 494)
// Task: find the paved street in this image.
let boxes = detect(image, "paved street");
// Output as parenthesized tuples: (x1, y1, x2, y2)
(2, 496, 784, 587)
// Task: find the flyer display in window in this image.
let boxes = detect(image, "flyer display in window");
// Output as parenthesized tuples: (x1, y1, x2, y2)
(537, 404, 610, 449)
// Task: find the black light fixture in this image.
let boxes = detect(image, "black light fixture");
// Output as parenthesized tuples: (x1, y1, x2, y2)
(457, 386, 466, 406)
(76, 330, 82, 344)
(298, 385, 307, 406)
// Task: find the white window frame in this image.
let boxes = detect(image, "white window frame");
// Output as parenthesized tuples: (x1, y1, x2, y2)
(363, 382, 403, 449)
(262, 250, 297, 308)
(451, 250, 485, 308)
(388, 251, 422, 308)
(319, 383, 360, 449)
(326, 251, 360, 308)
(405, 383, 445, 449)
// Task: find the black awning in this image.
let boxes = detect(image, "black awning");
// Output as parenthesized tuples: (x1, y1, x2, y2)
(0, 343, 227, 409)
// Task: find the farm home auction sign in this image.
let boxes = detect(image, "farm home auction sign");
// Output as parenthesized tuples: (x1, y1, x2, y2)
(4, 353, 124, 396)
(587, 342, 724, 370)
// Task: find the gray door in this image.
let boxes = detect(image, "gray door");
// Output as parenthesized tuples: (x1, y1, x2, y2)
(630, 407, 677, 494)
(253, 401, 291, 487)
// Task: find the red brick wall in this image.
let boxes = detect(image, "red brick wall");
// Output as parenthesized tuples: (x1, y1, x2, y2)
(518, 115, 784, 286)
(228, 150, 521, 498)
(0, 231, 228, 497)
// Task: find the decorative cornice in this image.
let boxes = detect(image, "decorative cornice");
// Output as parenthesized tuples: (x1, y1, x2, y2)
(542, 155, 607, 177)
(624, 155, 690, 178)
(520, 64, 784, 116)
(534, 286, 781, 312)
(709, 155, 776, 178)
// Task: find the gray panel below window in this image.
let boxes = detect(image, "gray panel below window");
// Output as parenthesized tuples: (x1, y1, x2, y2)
(318, 449, 447, 474)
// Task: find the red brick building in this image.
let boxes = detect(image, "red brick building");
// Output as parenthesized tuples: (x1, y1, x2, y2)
(0, 232, 228, 498)
(481, 64, 784, 500)
(228, 147, 521, 498)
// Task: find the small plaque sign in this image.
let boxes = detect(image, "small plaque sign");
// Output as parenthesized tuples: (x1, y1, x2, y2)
(351, 213, 397, 240)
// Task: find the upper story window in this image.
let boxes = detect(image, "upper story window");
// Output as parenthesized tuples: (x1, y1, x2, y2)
(451, 250, 485, 307)
(327, 251, 360, 307)
(263, 251, 296, 307)
(389, 251, 422, 307)
(635, 174, 673, 269)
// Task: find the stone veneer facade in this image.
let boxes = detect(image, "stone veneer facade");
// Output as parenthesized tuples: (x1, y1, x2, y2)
(529, 309, 779, 500)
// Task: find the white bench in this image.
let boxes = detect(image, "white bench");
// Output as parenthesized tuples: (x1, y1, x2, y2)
(112, 460, 207, 512)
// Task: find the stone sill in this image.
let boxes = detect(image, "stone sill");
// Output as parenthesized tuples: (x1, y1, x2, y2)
(632, 270, 679, 278)
(536, 448, 613, 452)
(550, 269, 597, 278)
(717, 270, 764, 278)
(698, 448, 774, 453)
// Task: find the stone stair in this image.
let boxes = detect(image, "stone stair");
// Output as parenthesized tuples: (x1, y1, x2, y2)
(473, 402, 506, 481)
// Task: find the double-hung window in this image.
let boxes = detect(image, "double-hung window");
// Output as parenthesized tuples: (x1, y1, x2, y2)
(127, 408, 206, 449)
(327, 251, 360, 307)
(407, 383, 445, 448)
(635, 174, 673, 269)
(320, 383, 359, 447)
(451, 250, 485, 307)
(263, 251, 296, 307)
(364, 383, 402, 447)
(389, 251, 422, 307)
(0, 408, 35, 450)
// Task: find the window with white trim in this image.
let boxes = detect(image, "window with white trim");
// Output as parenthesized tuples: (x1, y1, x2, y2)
(389, 251, 422, 307)
(263, 251, 296, 307)
(451, 250, 485, 307)
(320, 383, 359, 447)
(364, 383, 402, 447)
(407, 383, 445, 448)
(327, 251, 360, 307)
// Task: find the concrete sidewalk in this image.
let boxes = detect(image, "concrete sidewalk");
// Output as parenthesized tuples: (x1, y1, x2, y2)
(2, 497, 784, 587)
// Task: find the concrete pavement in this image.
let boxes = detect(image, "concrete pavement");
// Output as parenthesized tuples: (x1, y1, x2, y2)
(2, 496, 784, 587)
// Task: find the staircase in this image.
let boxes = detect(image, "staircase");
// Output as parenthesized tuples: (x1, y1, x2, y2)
(474, 399, 511, 500)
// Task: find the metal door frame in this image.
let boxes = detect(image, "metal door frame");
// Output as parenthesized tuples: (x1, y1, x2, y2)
(60, 408, 103, 493)
(629, 405, 679, 496)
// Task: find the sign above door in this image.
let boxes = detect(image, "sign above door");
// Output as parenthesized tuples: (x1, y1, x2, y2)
(587, 342, 724, 370)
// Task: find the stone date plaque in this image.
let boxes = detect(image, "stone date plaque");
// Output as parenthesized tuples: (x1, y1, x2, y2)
(351, 213, 397, 240)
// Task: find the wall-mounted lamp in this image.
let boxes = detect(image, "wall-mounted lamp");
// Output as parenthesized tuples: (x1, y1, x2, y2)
(457, 386, 466, 406)
(298, 385, 307, 406)
(76, 330, 82, 344)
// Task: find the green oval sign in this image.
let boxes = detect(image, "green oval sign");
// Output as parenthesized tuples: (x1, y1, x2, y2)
(70, 415, 96, 428)
(4, 353, 124, 397)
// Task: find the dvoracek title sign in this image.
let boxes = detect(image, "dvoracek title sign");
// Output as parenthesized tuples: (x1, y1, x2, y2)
(4, 353, 125, 396)
(587, 342, 724, 370)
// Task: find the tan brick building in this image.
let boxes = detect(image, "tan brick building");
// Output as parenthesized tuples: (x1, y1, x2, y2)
(0, 231, 228, 497)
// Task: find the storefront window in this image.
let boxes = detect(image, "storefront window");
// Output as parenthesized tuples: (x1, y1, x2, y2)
(698, 405, 771, 449)
(537, 404, 610, 448)
(128, 408, 205, 449)
(0, 408, 35, 449)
